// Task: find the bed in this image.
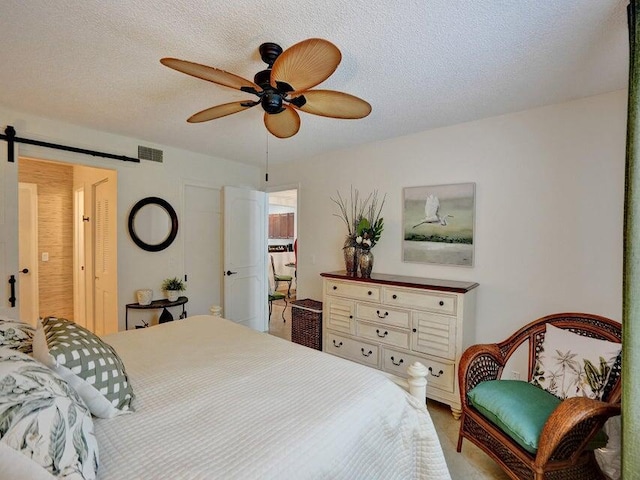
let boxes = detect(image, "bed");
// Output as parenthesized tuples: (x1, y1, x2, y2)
(0, 315, 451, 480)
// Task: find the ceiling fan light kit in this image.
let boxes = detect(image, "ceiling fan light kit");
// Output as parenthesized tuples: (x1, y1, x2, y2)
(161, 38, 371, 138)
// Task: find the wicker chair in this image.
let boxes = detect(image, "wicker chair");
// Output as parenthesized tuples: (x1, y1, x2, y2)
(456, 313, 621, 480)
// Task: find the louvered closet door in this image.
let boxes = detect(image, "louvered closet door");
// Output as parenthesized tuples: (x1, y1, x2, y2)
(93, 177, 118, 335)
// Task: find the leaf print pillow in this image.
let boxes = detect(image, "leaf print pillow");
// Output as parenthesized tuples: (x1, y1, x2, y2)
(531, 324, 621, 400)
(0, 347, 99, 479)
(0, 318, 35, 354)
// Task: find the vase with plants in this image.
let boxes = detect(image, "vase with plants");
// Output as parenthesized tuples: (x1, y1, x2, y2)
(355, 191, 385, 278)
(332, 187, 368, 276)
(162, 276, 185, 302)
(332, 187, 385, 278)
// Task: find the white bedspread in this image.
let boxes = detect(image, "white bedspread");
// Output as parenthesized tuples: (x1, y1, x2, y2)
(95, 316, 451, 480)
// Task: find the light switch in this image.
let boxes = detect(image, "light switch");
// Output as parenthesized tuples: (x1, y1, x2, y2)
(42, 252, 49, 262)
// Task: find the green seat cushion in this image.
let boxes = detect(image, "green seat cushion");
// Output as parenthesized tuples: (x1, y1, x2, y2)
(468, 380, 562, 453)
(275, 274, 292, 281)
(468, 380, 607, 454)
(269, 292, 286, 300)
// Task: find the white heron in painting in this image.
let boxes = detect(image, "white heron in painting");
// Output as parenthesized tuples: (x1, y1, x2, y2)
(412, 194, 453, 228)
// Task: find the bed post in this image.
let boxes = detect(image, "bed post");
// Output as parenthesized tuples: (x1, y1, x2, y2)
(406, 362, 428, 407)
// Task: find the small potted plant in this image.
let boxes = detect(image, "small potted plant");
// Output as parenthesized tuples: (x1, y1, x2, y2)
(162, 276, 185, 302)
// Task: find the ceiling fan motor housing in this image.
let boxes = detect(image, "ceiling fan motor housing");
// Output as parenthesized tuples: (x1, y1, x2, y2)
(254, 69, 272, 90)
(261, 92, 284, 114)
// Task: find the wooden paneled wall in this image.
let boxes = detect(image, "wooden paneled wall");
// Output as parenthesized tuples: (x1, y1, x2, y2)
(19, 159, 74, 319)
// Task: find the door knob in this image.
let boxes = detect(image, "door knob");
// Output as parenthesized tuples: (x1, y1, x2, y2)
(225, 270, 237, 276)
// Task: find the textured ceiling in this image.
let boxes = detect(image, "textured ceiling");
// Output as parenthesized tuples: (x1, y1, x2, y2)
(0, 0, 629, 166)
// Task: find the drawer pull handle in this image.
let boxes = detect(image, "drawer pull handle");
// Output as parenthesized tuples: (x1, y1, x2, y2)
(412, 328, 417, 333)
(391, 356, 404, 366)
(333, 340, 343, 348)
(428, 367, 444, 378)
(392, 294, 398, 299)
(376, 310, 389, 318)
(376, 329, 388, 338)
(333, 286, 337, 290)
(438, 300, 444, 306)
(349, 315, 353, 319)
(361, 348, 373, 357)
(367, 290, 372, 295)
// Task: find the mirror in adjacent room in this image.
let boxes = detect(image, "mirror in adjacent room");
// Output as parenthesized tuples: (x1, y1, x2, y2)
(128, 197, 178, 252)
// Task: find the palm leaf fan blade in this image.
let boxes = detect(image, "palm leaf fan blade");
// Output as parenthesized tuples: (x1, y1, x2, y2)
(187, 101, 257, 123)
(292, 90, 372, 119)
(264, 106, 301, 138)
(270, 38, 341, 92)
(160, 58, 261, 92)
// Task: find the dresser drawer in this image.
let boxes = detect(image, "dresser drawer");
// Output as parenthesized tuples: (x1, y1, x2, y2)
(356, 303, 410, 329)
(325, 332, 380, 368)
(411, 312, 457, 360)
(326, 280, 381, 302)
(324, 297, 355, 334)
(382, 347, 455, 393)
(384, 287, 456, 316)
(357, 321, 410, 350)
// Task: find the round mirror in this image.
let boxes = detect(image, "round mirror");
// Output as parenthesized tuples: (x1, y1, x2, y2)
(128, 197, 178, 252)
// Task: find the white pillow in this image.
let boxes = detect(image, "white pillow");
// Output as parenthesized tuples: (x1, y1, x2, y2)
(33, 317, 134, 419)
(531, 324, 621, 400)
(0, 442, 57, 480)
(0, 347, 99, 479)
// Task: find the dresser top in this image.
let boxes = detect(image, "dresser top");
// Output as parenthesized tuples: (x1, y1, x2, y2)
(320, 271, 479, 293)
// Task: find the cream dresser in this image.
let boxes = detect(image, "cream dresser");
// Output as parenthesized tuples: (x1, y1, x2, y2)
(320, 271, 478, 418)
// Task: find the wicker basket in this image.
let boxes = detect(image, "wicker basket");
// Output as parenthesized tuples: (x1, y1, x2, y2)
(291, 299, 323, 350)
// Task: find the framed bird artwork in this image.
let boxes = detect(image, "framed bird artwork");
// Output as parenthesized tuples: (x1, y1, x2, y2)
(402, 183, 476, 266)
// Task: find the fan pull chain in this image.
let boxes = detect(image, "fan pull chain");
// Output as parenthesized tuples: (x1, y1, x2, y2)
(265, 134, 269, 182)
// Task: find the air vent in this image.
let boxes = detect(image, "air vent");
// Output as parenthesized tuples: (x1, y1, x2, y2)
(138, 146, 163, 163)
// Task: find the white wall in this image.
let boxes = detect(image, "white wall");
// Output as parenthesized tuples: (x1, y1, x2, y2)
(269, 90, 627, 343)
(1, 106, 260, 330)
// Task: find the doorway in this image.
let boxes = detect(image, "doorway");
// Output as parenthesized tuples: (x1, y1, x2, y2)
(18, 157, 118, 334)
(18, 183, 39, 326)
(268, 189, 298, 297)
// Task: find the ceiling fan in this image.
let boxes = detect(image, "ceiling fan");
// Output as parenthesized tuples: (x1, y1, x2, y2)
(160, 38, 372, 139)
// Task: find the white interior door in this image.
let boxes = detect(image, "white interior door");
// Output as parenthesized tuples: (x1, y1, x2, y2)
(93, 177, 117, 335)
(74, 186, 87, 328)
(223, 186, 267, 331)
(0, 146, 18, 319)
(184, 183, 222, 316)
(18, 183, 39, 326)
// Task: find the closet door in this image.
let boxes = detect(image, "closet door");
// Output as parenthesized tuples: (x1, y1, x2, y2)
(184, 183, 221, 316)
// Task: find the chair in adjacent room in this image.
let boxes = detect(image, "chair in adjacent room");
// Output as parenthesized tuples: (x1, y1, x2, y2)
(271, 254, 293, 297)
(268, 259, 287, 323)
(457, 312, 622, 480)
(268, 291, 287, 323)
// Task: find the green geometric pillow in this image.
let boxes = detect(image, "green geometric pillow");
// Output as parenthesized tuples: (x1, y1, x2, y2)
(33, 317, 134, 419)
